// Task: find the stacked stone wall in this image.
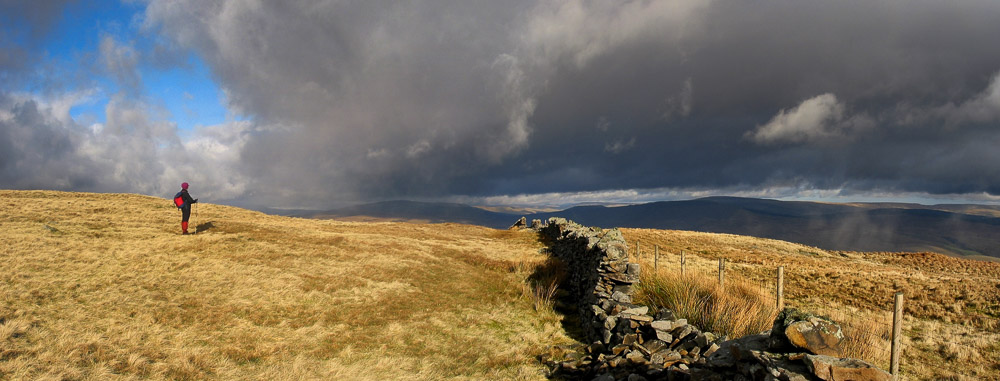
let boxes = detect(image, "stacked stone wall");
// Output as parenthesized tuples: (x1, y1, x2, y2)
(539, 217, 640, 344)
(534, 217, 892, 381)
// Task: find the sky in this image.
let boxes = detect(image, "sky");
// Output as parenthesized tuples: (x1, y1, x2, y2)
(3, 0, 1000, 210)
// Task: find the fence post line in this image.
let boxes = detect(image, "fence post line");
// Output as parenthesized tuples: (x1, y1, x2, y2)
(777, 266, 785, 310)
(680, 250, 686, 276)
(636, 240, 640, 260)
(891, 292, 904, 379)
(718, 258, 725, 288)
(654, 245, 659, 272)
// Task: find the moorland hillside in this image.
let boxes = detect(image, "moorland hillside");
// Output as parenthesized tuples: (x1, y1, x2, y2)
(622, 228, 1000, 380)
(0, 190, 570, 380)
(2, 190, 998, 380)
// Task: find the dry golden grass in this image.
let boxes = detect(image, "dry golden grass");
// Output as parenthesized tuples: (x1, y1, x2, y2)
(622, 228, 1000, 381)
(6, 191, 997, 380)
(0, 190, 573, 380)
(634, 269, 777, 340)
(517, 251, 568, 315)
(801, 303, 893, 369)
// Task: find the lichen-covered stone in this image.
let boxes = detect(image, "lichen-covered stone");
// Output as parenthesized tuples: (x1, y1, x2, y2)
(626, 350, 647, 364)
(805, 354, 891, 381)
(654, 328, 674, 342)
(772, 308, 845, 356)
(786, 319, 844, 357)
(622, 306, 648, 315)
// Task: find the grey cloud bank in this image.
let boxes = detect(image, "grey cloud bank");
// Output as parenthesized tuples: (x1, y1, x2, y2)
(4, 1, 1000, 208)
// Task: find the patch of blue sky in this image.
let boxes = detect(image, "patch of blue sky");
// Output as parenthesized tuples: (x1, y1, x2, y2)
(37, 1, 234, 134)
(48, 1, 135, 55)
(144, 55, 233, 132)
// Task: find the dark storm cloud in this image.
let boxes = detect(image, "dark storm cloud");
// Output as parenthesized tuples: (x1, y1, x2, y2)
(0, 94, 85, 188)
(135, 0, 1000, 207)
(145, 0, 543, 206)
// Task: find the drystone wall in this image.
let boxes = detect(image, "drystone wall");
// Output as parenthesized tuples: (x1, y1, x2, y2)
(538, 217, 640, 344)
(532, 217, 892, 381)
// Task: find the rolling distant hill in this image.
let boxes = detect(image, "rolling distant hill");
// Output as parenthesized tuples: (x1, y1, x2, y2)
(529, 197, 1000, 259)
(845, 202, 1000, 218)
(298, 200, 517, 227)
(304, 197, 1000, 259)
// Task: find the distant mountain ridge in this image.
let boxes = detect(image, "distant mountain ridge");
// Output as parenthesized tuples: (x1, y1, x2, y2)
(299, 197, 1000, 259)
(296, 200, 517, 227)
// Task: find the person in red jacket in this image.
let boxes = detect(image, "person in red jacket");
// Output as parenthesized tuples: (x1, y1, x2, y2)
(174, 182, 198, 234)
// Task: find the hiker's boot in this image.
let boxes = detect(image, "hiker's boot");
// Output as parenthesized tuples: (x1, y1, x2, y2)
(182, 221, 189, 234)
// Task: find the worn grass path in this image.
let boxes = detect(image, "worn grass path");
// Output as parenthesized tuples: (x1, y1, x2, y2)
(0, 190, 571, 380)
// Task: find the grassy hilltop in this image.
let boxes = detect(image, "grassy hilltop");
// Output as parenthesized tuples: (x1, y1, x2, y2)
(2, 190, 999, 380)
(0, 190, 570, 380)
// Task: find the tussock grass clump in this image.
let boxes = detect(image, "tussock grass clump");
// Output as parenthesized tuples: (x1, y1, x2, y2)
(809, 306, 891, 369)
(634, 270, 777, 339)
(525, 258, 567, 312)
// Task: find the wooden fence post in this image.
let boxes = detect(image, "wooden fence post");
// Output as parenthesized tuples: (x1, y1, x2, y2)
(777, 266, 785, 310)
(680, 250, 686, 276)
(654, 245, 659, 272)
(718, 258, 726, 288)
(891, 292, 904, 379)
(635, 240, 640, 260)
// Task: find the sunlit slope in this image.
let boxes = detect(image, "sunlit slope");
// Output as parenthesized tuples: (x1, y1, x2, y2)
(622, 228, 1000, 380)
(0, 190, 569, 380)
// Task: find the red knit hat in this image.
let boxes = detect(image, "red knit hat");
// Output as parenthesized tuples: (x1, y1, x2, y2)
(181, 182, 189, 190)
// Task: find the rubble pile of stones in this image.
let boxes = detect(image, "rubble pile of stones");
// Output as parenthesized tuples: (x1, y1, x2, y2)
(530, 217, 892, 381)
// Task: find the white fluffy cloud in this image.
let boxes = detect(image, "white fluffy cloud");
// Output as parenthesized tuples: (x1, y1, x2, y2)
(749, 94, 873, 144)
(0, 92, 250, 200)
(752, 71, 1000, 146)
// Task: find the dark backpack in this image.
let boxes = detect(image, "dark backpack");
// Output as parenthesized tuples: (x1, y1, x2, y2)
(173, 192, 186, 209)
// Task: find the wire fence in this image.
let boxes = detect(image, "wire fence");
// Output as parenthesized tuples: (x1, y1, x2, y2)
(629, 241, 903, 378)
